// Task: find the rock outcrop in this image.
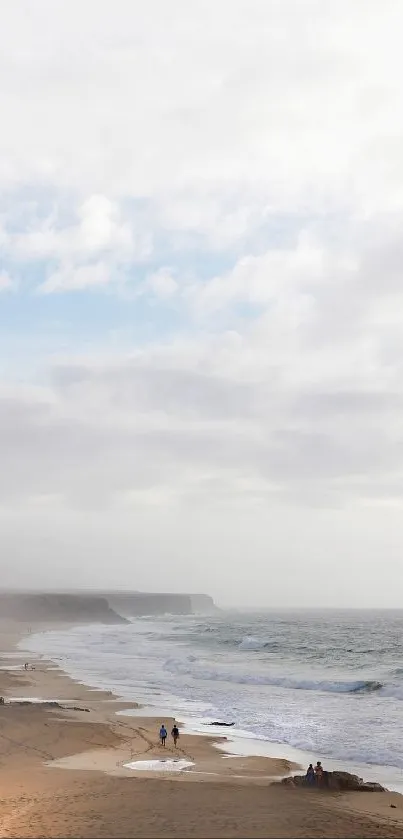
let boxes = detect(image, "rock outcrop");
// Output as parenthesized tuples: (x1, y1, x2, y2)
(280, 771, 386, 792)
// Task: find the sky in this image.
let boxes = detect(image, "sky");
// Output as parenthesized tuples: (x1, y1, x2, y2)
(1, 0, 403, 607)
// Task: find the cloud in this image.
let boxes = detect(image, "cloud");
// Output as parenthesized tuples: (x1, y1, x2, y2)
(142, 268, 178, 300)
(187, 233, 326, 313)
(0, 271, 13, 291)
(1, 307, 403, 517)
(2, 0, 403, 601)
(1, 0, 403, 302)
(1, 1, 403, 219)
(78, 195, 127, 252)
(39, 261, 112, 293)
(4, 192, 152, 293)
(13, 195, 134, 261)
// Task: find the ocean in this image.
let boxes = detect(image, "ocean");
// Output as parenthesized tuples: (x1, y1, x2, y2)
(21, 609, 403, 787)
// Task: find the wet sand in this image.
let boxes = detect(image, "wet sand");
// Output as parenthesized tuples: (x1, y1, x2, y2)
(1, 619, 403, 838)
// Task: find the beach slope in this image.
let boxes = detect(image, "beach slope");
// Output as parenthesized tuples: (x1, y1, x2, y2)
(0, 620, 402, 839)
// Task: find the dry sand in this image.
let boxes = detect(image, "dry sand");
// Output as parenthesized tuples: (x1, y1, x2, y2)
(0, 619, 402, 838)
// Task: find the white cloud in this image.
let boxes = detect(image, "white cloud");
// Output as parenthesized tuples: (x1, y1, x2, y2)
(0, 271, 13, 291)
(2, 0, 403, 602)
(77, 195, 132, 254)
(6, 192, 152, 293)
(39, 261, 112, 293)
(1, 303, 403, 513)
(1, 1, 403, 223)
(187, 233, 327, 312)
(143, 269, 178, 300)
(11, 193, 137, 261)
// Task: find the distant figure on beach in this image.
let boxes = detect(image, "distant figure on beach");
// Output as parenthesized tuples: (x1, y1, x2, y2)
(171, 724, 179, 747)
(315, 761, 324, 786)
(306, 763, 315, 785)
(0, 696, 4, 705)
(24, 663, 28, 670)
(159, 724, 167, 747)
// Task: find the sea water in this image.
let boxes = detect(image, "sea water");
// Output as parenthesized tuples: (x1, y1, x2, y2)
(21, 609, 403, 785)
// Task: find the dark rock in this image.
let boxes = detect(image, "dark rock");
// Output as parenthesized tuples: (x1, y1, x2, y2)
(280, 771, 387, 793)
(207, 722, 235, 727)
(329, 772, 364, 791)
(331, 772, 386, 792)
(359, 782, 385, 792)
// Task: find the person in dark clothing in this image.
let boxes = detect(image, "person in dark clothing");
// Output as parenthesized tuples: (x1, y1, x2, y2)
(306, 763, 315, 785)
(171, 724, 179, 747)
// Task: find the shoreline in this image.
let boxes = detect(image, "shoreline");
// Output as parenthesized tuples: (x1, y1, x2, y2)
(21, 619, 403, 794)
(14, 621, 299, 783)
(0, 619, 402, 838)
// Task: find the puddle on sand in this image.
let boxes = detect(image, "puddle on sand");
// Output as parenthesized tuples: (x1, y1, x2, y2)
(124, 759, 194, 773)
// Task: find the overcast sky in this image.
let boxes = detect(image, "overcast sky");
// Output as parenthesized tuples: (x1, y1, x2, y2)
(1, 0, 403, 607)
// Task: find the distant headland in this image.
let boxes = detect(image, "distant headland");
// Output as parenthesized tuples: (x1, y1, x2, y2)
(0, 589, 218, 625)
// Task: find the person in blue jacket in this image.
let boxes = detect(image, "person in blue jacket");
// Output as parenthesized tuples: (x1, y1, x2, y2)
(159, 723, 167, 746)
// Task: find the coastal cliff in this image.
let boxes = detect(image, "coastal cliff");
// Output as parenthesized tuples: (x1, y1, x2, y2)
(106, 591, 192, 617)
(0, 589, 218, 624)
(188, 593, 217, 614)
(104, 591, 218, 617)
(0, 592, 127, 624)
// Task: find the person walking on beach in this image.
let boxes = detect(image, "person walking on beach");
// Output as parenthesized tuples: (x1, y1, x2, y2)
(159, 724, 167, 747)
(314, 761, 324, 786)
(171, 724, 179, 747)
(306, 763, 315, 786)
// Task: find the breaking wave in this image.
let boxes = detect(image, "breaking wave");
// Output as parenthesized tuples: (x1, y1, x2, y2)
(165, 659, 383, 695)
(21, 611, 403, 775)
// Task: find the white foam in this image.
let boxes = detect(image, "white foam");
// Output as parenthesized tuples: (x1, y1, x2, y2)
(118, 705, 176, 719)
(7, 697, 67, 703)
(0, 652, 36, 659)
(19, 618, 403, 786)
(124, 758, 194, 772)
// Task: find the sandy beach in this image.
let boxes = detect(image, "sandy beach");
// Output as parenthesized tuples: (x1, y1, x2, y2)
(1, 620, 403, 839)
